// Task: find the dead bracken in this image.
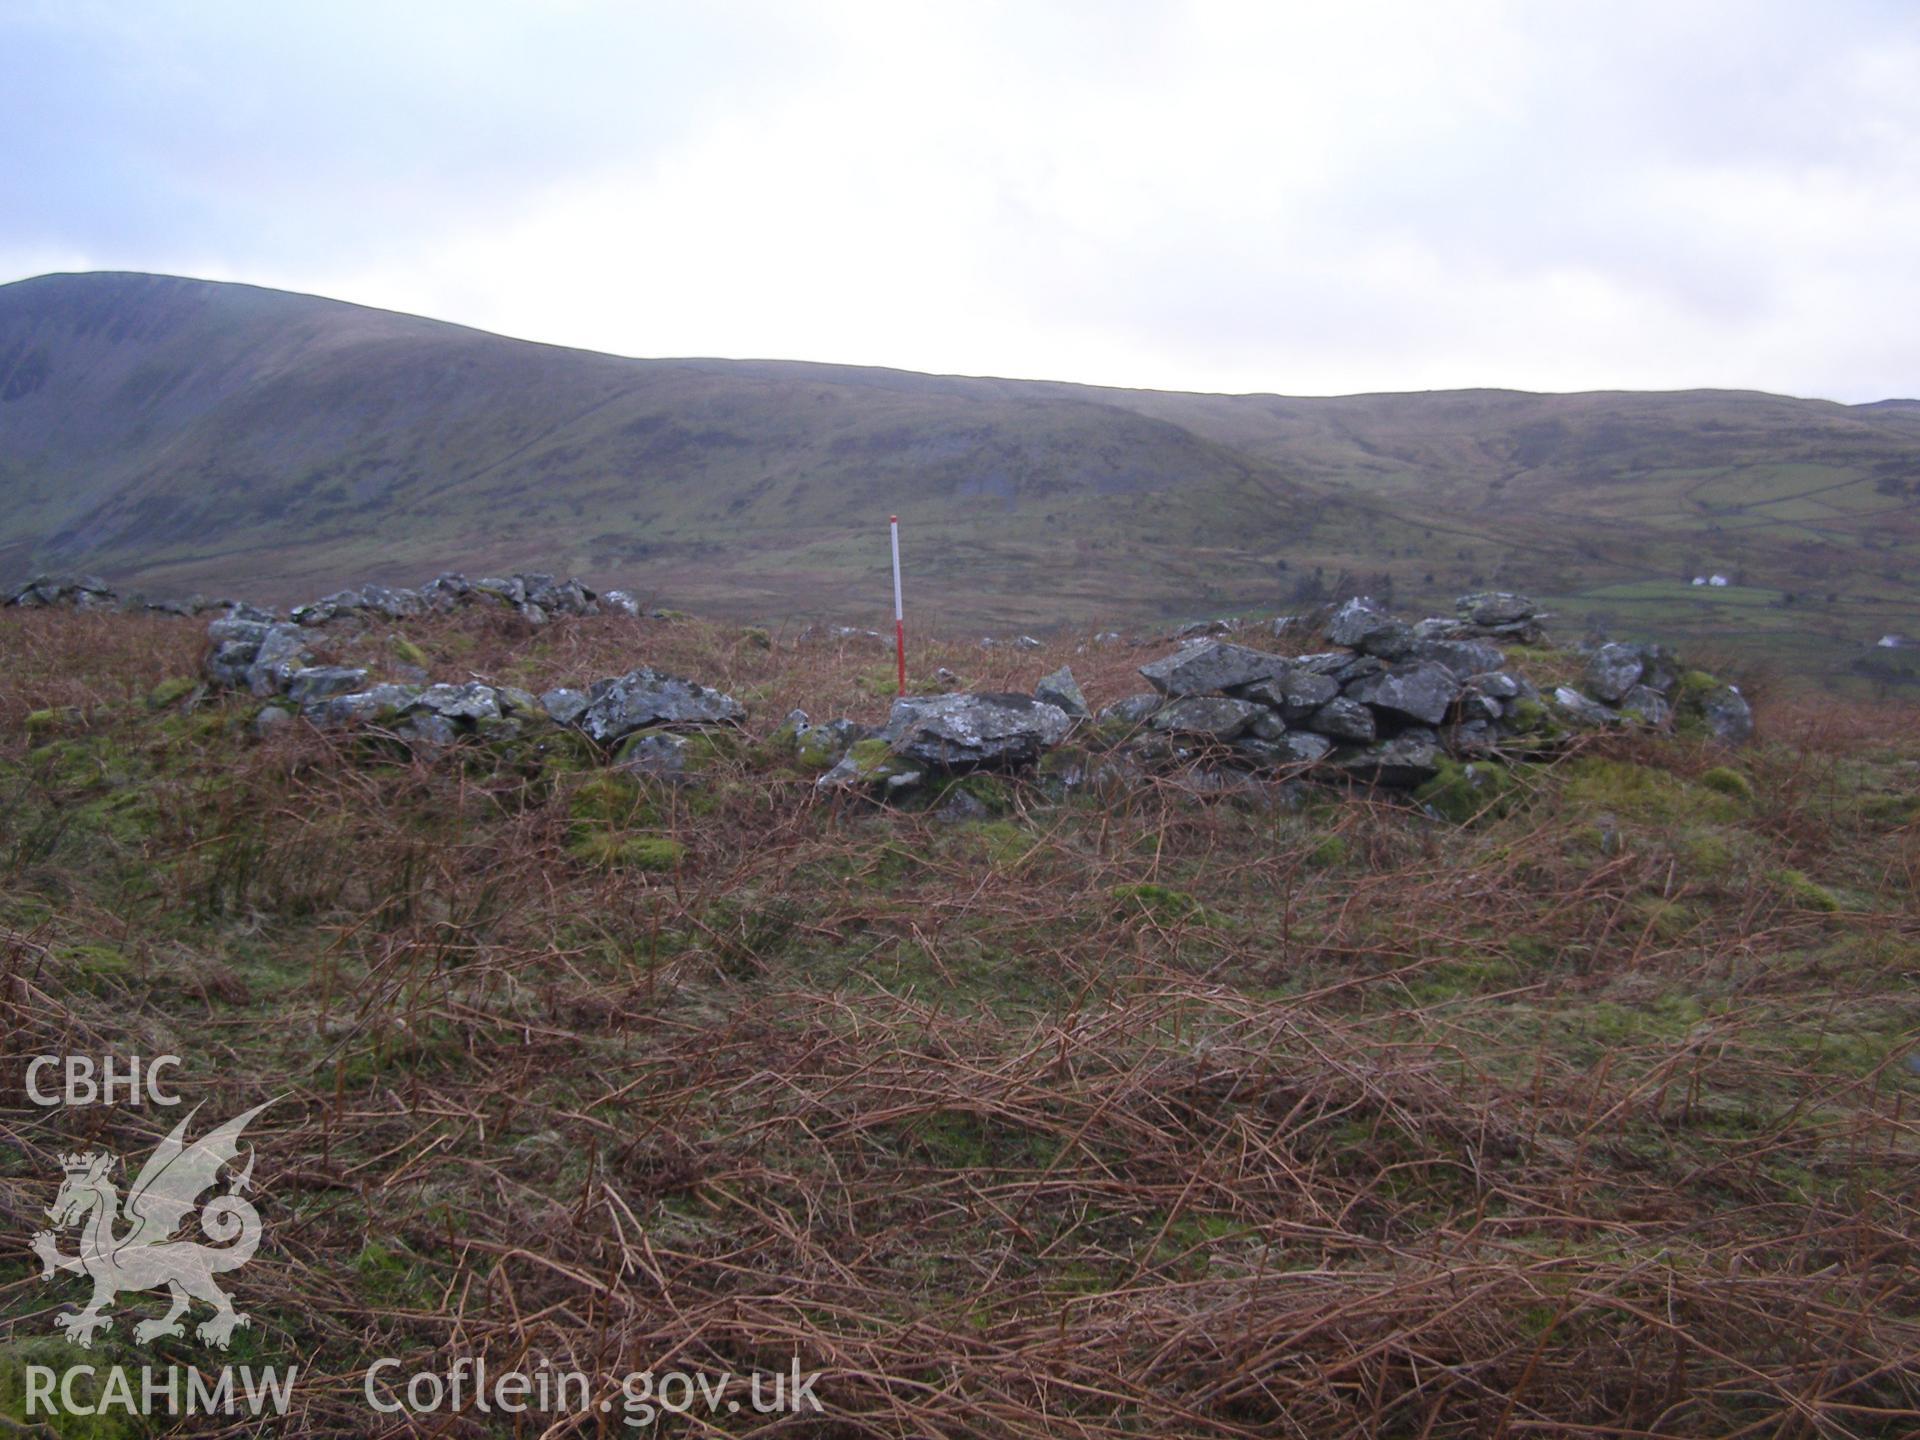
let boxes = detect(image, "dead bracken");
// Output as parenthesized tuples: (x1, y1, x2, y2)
(1, 580, 1914, 1438)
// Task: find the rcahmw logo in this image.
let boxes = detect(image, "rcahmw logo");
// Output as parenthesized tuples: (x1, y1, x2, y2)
(22, 1054, 296, 1421)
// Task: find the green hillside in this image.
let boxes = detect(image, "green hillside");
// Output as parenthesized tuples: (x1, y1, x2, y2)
(3, 271, 1917, 685)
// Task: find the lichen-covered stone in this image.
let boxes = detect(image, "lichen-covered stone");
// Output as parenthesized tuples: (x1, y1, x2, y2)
(1096, 694, 1163, 728)
(1292, 651, 1359, 676)
(410, 682, 504, 723)
(307, 684, 423, 725)
(577, 668, 746, 744)
(1233, 731, 1333, 767)
(244, 625, 314, 696)
(884, 693, 1072, 769)
(1457, 592, 1537, 627)
(541, 688, 591, 726)
(1344, 660, 1462, 726)
(1584, 642, 1646, 703)
(1551, 686, 1622, 729)
(1304, 697, 1377, 742)
(1035, 665, 1089, 719)
(494, 686, 543, 718)
(1237, 670, 1339, 721)
(1411, 637, 1506, 679)
(1149, 696, 1267, 740)
(1325, 596, 1410, 656)
(612, 731, 694, 778)
(1467, 670, 1527, 700)
(205, 640, 259, 688)
(2, 574, 119, 610)
(1676, 676, 1754, 745)
(1458, 690, 1504, 724)
(793, 717, 866, 769)
(207, 615, 272, 647)
(816, 737, 924, 792)
(1331, 729, 1445, 788)
(1619, 684, 1673, 727)
(1138, 641, 1291, 697)
(398, 712, 460, 748)
(285, 666, 370, 704)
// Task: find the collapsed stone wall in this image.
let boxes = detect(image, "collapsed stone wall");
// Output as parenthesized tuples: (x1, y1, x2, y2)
(4, 573, 232, 616)
(804, 593, 1752, 803)
(287, 571, 645, 626)
(201, 605, 741, 762)
(176, 584, 1751, 816)
(4, 569, 645, 626)
(1103, 593, 1752, 776)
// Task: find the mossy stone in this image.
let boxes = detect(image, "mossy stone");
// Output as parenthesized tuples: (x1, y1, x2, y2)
(1504, 696, 1556, 736)
(794, 728, 848, 769)
(934, 772, 1013, 815)
(843, 737, 900, 778)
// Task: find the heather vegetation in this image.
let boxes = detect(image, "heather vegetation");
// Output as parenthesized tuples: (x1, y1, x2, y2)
(2, 602, 1918, 1436)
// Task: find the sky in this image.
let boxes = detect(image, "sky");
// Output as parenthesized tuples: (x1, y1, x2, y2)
(2, 0, 1916, 401)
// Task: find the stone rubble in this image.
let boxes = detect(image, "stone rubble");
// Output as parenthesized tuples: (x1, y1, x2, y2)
(3, 573, 235, 616)
(804, 596, 1748, 801)
(195, 602, 747, 755)
(575, 668, 747, 744)
(884, 693, 1073, 769)
(1068, 595, 1754, 787)
(289, 571, 646, 626)
(5, 568, 652, 626)
(44, 573, 1756, 813)
(1034, 665, 1090, 719)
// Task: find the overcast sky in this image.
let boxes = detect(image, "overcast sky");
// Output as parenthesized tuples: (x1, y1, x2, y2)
(3, 0, 1915, 400)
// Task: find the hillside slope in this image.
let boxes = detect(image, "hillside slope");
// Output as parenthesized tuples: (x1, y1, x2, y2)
(4, 601, 1917, 1433)
(2, 271, 1917, 681)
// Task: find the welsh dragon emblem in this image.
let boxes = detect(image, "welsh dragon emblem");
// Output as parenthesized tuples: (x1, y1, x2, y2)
(32, 1101, 274, 1348)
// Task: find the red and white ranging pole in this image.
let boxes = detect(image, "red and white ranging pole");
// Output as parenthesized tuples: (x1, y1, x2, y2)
(890, 515, 906, 697)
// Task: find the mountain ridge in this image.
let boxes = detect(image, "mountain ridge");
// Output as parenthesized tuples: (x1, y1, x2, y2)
(3, 271, 1917, 684)
(22, 269, 1914, 406)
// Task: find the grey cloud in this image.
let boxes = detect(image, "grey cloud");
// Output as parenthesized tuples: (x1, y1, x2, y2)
(1, 0, 1915, 401)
